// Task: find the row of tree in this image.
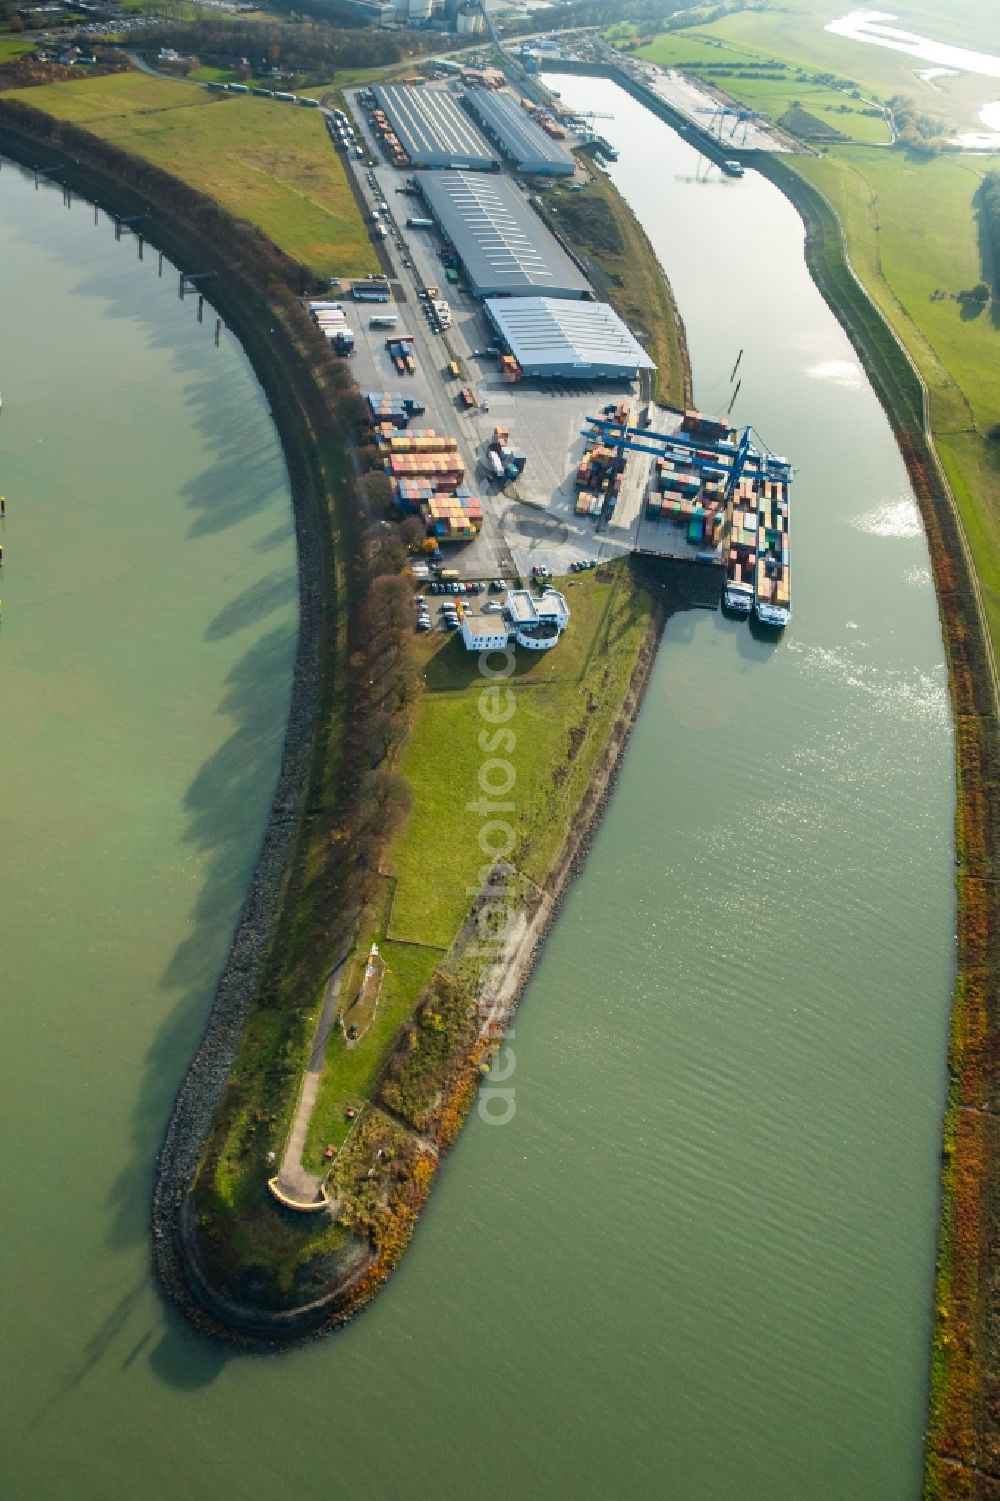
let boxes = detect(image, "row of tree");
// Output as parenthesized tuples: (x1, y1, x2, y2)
(889, 94, 957, 155)
(978, 171, 1000, 297)
(137, 16, 427, 80)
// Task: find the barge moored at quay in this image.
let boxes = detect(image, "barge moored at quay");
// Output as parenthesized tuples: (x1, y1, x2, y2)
(586, 408, 793, 629)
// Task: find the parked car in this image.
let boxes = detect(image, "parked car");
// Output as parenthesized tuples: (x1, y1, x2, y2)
(484, 601, 503, 614)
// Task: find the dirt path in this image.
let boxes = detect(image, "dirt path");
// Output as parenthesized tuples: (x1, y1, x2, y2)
(274, 959, 345, 1203)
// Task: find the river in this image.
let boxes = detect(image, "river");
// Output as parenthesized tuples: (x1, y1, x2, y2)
(0, 75, 953, 1501)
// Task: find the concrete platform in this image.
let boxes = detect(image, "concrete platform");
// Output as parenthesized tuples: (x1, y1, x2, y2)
(338, 91, 668, 580)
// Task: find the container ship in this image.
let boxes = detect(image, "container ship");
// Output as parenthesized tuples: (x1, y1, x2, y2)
(724, 450, 792, 628)
(753, 457, 791, 628)
(723, 480, 757, 616)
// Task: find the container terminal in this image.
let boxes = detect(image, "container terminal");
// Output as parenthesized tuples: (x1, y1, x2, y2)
(318, 72, 792, 637)
(583, 408, 792, 629)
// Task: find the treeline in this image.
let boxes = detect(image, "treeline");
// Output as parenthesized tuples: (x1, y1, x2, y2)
(977, 171, 1000, 296)
(890, 93, 956, 154)
(505, 0, 701, 39)
(139, 17, 426, 78)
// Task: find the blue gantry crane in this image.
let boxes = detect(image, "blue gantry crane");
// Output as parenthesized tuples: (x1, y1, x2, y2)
(581, 415, 757, 503)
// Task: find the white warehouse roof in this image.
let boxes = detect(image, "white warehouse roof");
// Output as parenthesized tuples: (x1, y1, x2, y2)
(415, 172, 589, 299)
(485, 297, 655, 379)
(372, 84, 498, 170)
(462, 89, 575, 176)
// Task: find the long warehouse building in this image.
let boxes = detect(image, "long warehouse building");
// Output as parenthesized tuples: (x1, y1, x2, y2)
(415, 170, 590, 300)
(372, 84, 499, 170)
(462, 88, 575, 177)
(485, 296, 655, 381)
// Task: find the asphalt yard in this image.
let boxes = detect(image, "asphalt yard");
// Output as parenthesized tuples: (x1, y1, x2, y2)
(339, 89, 658, 579)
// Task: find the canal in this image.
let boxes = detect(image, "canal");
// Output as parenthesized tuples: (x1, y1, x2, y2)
(0, 72, 954, 1501)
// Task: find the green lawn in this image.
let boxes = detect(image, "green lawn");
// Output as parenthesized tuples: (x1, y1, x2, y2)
(299, 565, 653, 1170)
(121, 0, 261, 17)
(0, 38, 34, 63)
(3, 71, 371, 277)
(297, 64, 409, 102)
(790, 146, 1000, 636)
(388, 569, 650, 948)
(187, 65, 242, 84)
(302, 937, 443, 1173)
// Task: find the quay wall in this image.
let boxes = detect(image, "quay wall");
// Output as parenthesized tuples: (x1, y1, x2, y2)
(540, 59, 740, 168)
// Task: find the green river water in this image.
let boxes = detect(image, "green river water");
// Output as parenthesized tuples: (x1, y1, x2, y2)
(1, 76, 954, 1501)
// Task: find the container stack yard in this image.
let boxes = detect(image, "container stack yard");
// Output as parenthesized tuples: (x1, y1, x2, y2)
(601, 406, 793, 628)
(386, 335, 417, 376)
(575, 442, 625, 519)
(366, 395, 484, 544)
(645, 455, 726, 547)
(365, 392, 426, 428)
(368, 99, 409, 167)
(377, 430, 459, 455)
(643, 410, 733, 549)
(386, 451, 464, 487)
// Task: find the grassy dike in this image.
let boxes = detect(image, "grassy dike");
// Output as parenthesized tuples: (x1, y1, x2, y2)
(0, 82, 689, 1339)
(534, 169, 692, 410)
(748, 151, 1000, 1500)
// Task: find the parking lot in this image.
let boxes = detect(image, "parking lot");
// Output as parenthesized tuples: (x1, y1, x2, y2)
(338, 85, 657, 580)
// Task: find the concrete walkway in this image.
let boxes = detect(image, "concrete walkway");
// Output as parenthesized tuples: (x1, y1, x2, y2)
(273, 958, 345, 1206)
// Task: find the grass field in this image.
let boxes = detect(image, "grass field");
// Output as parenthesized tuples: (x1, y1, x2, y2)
(388, 568, 651, 948)
(187, 65, 242, 85)
(121, 0, 264, 17)
(790, 146, 1000, 642)
(632, 0, 1000, 137)
(299, 566, 652, 1169)
(302, 936, 443, 1172)
(633, 28, 891, 143)
(3, 71, 371, 277)
(0, 38, 34, 63)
